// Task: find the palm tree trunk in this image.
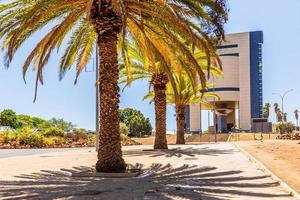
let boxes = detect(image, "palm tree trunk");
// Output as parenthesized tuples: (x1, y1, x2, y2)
(176, 104, 186, 144)
(92, 0, 126, 172)
(153, 83, 168, 150)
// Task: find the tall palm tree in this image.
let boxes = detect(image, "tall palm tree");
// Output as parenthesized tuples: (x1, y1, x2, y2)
(263, 103, 271, 119)
(0, 0, 227, 172)
(294, 109, 299, 127)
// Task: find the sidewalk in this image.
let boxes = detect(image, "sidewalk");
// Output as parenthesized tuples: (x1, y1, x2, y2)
(0, 143, 296, 199)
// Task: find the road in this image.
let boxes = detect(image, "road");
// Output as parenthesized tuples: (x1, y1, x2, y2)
(0, 147, 94, 159)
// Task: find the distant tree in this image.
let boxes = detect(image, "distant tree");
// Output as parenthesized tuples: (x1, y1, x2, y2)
(120, 108, 142, 123)
(17, 114, 33, 127)
(294, 109, 299, 127)
(31, 117, 47, 128)
(127, 116, 152, 137)
(274, 103, 282, 122)
(48, 118, 75, 131)
(263, 103, 271, 119)
(119, 108, 152, 137)
(0, 109, 21, 129)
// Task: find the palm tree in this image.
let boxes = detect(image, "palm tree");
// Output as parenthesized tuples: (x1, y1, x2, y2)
(0, 0, 227, 171)
(165, 73, 220, 144)
(274, 103, 281, 122)
(294, 109, 299, 127)
(121, 43, 222, 146)
(263, 103, 271, 119)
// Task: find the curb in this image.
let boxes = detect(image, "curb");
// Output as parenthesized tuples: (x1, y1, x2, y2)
(234, 143, 300, 200)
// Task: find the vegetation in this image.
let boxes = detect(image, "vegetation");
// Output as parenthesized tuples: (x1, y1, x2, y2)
(0, 109, 21, 129)
(275, 122, 294, 134)
(274, 103, 283, 122)
(263, 103, 271, 119)
(0, 0, 227, 172)
(120, 108, 152, 137)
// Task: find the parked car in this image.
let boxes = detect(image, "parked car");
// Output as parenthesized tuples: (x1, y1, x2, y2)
(87, 130, 95, 135)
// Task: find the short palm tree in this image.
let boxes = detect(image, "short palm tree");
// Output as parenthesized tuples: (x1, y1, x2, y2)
(294, 109, 299, 127)
(0, 0, 227, 172)
(263, 103, 271, 119)
(164, 73, 220, 144)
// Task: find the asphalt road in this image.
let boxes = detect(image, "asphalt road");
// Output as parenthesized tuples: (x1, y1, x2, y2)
(0, 147, 95, 159)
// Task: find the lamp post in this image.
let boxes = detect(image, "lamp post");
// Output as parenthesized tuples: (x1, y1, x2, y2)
(272, 89, 293, 114)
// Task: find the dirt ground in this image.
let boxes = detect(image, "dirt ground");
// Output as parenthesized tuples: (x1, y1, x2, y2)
(238, 140, 300, 193)
(133, 133, 280, 145)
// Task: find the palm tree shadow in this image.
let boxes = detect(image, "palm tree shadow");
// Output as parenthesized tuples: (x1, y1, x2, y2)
(0, 164, 291, 200)
(123, 146, 235, 158)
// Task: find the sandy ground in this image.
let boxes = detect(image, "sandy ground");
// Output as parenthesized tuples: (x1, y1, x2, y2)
(133, 133, 280, 145)
(0, 143, 296, 200)
(238, 140, 300, 194)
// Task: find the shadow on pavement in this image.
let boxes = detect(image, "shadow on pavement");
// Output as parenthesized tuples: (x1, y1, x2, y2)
(123, 146, 235, 158)
(0, 164, 291, 200)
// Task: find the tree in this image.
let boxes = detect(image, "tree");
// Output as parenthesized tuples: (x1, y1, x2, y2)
(48, 118, 75, 131)
(294, 109, 299, 127)
(17, 115, 33, 127)
(0, 0, 227, 172)
(263, 103, 271, 119)
(274, 103, 282, 122)
(0, 109, 21, 129)
(144, 73, 220, 144)
(120, 108, 152, 137)
(120, 38, 225, 149)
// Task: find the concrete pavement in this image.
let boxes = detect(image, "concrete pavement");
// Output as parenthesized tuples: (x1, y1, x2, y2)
(0, 143, 296, 199)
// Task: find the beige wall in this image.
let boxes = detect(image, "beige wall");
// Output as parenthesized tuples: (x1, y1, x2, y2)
(189, 32, 253, 131)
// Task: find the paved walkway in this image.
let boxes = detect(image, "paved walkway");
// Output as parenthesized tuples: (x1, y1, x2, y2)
(0, 143, 296, 199)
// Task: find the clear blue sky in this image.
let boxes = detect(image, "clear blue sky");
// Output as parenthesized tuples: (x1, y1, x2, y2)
(0, 0, 300, 130)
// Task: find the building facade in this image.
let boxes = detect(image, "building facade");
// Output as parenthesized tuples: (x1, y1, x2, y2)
(186, 31, 263, 132)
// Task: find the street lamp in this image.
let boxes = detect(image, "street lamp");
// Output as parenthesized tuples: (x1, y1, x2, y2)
(272, 89, 293, 114)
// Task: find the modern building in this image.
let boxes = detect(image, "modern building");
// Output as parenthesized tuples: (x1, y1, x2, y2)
(186, 31, 264, 133)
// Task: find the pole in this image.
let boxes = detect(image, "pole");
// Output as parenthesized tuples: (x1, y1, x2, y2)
(95, 47, 100, 152)
(273, 89, 293, 121)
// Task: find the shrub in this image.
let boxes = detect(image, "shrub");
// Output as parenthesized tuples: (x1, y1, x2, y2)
(43, 137, 56, 146)
(17, 127, 44, 148)
(275, 122, 294, 134)
(120, 123, 129, 136)
(42, 127, 65, 137)
(66, 129, 88, 141)
(0, 131, 18, 143)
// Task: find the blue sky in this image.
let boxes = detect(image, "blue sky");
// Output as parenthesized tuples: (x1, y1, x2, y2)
(1, 0, 300, 130)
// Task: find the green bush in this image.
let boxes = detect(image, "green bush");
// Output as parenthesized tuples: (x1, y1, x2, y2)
(17, 127, 44, 148)
(275, 122, 295, 134)
(120, 123, 129, 136)
(42, 127, 65, 137)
